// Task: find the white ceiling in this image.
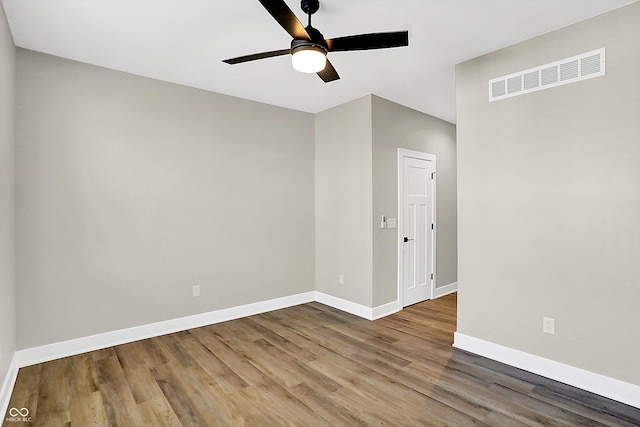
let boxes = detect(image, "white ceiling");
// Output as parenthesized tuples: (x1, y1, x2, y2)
(2, 0, 636, 123)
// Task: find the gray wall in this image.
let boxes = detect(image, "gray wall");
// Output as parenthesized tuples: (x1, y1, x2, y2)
(372, 95, 457, 306)
(0, 1, 16, 386)
(16, 50, 315, 349)
(315, 94, 457, 308)
(14, 45, 458, 350)
(456, 2, 640, 384)
(315, 95, 373, 306)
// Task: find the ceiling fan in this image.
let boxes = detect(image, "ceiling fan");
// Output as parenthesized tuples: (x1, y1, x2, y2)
(222, 0, 409, 82)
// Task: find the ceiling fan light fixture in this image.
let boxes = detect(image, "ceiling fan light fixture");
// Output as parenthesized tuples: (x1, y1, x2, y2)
(222, 0, 409, 83)
(291, 44, 327, 73)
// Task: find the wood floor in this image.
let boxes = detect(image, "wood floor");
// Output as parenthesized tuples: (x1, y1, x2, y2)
(4, 293, 640, 426)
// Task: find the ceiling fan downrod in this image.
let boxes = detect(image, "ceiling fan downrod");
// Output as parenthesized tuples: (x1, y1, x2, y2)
(301, 0, 320, 27)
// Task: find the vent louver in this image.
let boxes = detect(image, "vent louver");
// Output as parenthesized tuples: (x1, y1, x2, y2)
(492, 80, 506, 97)
(523, 71, 539, 90)
(541, 66, 558, 86)
(489, 48, 605, 102)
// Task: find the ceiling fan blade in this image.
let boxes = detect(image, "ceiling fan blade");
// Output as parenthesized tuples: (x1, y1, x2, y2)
(317, 60, 340, 83)
(258, 0, 310, 40)
(326, 31, 408, 52)
(223, 49, 290, 65)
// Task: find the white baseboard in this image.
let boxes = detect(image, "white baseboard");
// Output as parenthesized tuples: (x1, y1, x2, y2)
(314, 292, 373, 319)
(11, 290, 396, 376)
(0, 353, 20, 420)
(16, 291, 315, 369)
(313, 292, 400, 321)
(453, 332, 640, 409)
(372, 300, 400, 320)
(433, 282, 457, 298)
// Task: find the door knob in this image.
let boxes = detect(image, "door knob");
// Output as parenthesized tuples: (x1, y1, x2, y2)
(403, 237, 414, 242)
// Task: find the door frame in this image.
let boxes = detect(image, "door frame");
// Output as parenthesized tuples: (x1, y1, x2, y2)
(397, 148, 437, 308)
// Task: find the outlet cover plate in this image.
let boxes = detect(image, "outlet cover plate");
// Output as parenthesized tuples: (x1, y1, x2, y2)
(543, 317, 555, 334)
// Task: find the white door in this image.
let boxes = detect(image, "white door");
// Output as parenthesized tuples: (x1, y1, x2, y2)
(398, 150, 435, 307)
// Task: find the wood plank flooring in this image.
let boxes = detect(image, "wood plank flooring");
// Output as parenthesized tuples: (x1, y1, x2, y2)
(4, 293, 640, 426)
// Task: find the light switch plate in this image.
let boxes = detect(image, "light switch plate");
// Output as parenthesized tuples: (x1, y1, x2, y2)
(387, 218, 397, 229)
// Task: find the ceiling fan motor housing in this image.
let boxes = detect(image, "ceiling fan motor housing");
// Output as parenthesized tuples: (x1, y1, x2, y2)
(297, 24, 327, 47)
(291, 38, 327, 55)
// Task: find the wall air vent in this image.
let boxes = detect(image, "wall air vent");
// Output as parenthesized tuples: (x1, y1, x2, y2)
(489, 48, 605, 102)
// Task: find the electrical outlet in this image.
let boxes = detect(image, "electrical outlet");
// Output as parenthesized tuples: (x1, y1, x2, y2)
(338, 274, 344, 284)
(193, 285, 201, 297)
(543, 317, 555, 335)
